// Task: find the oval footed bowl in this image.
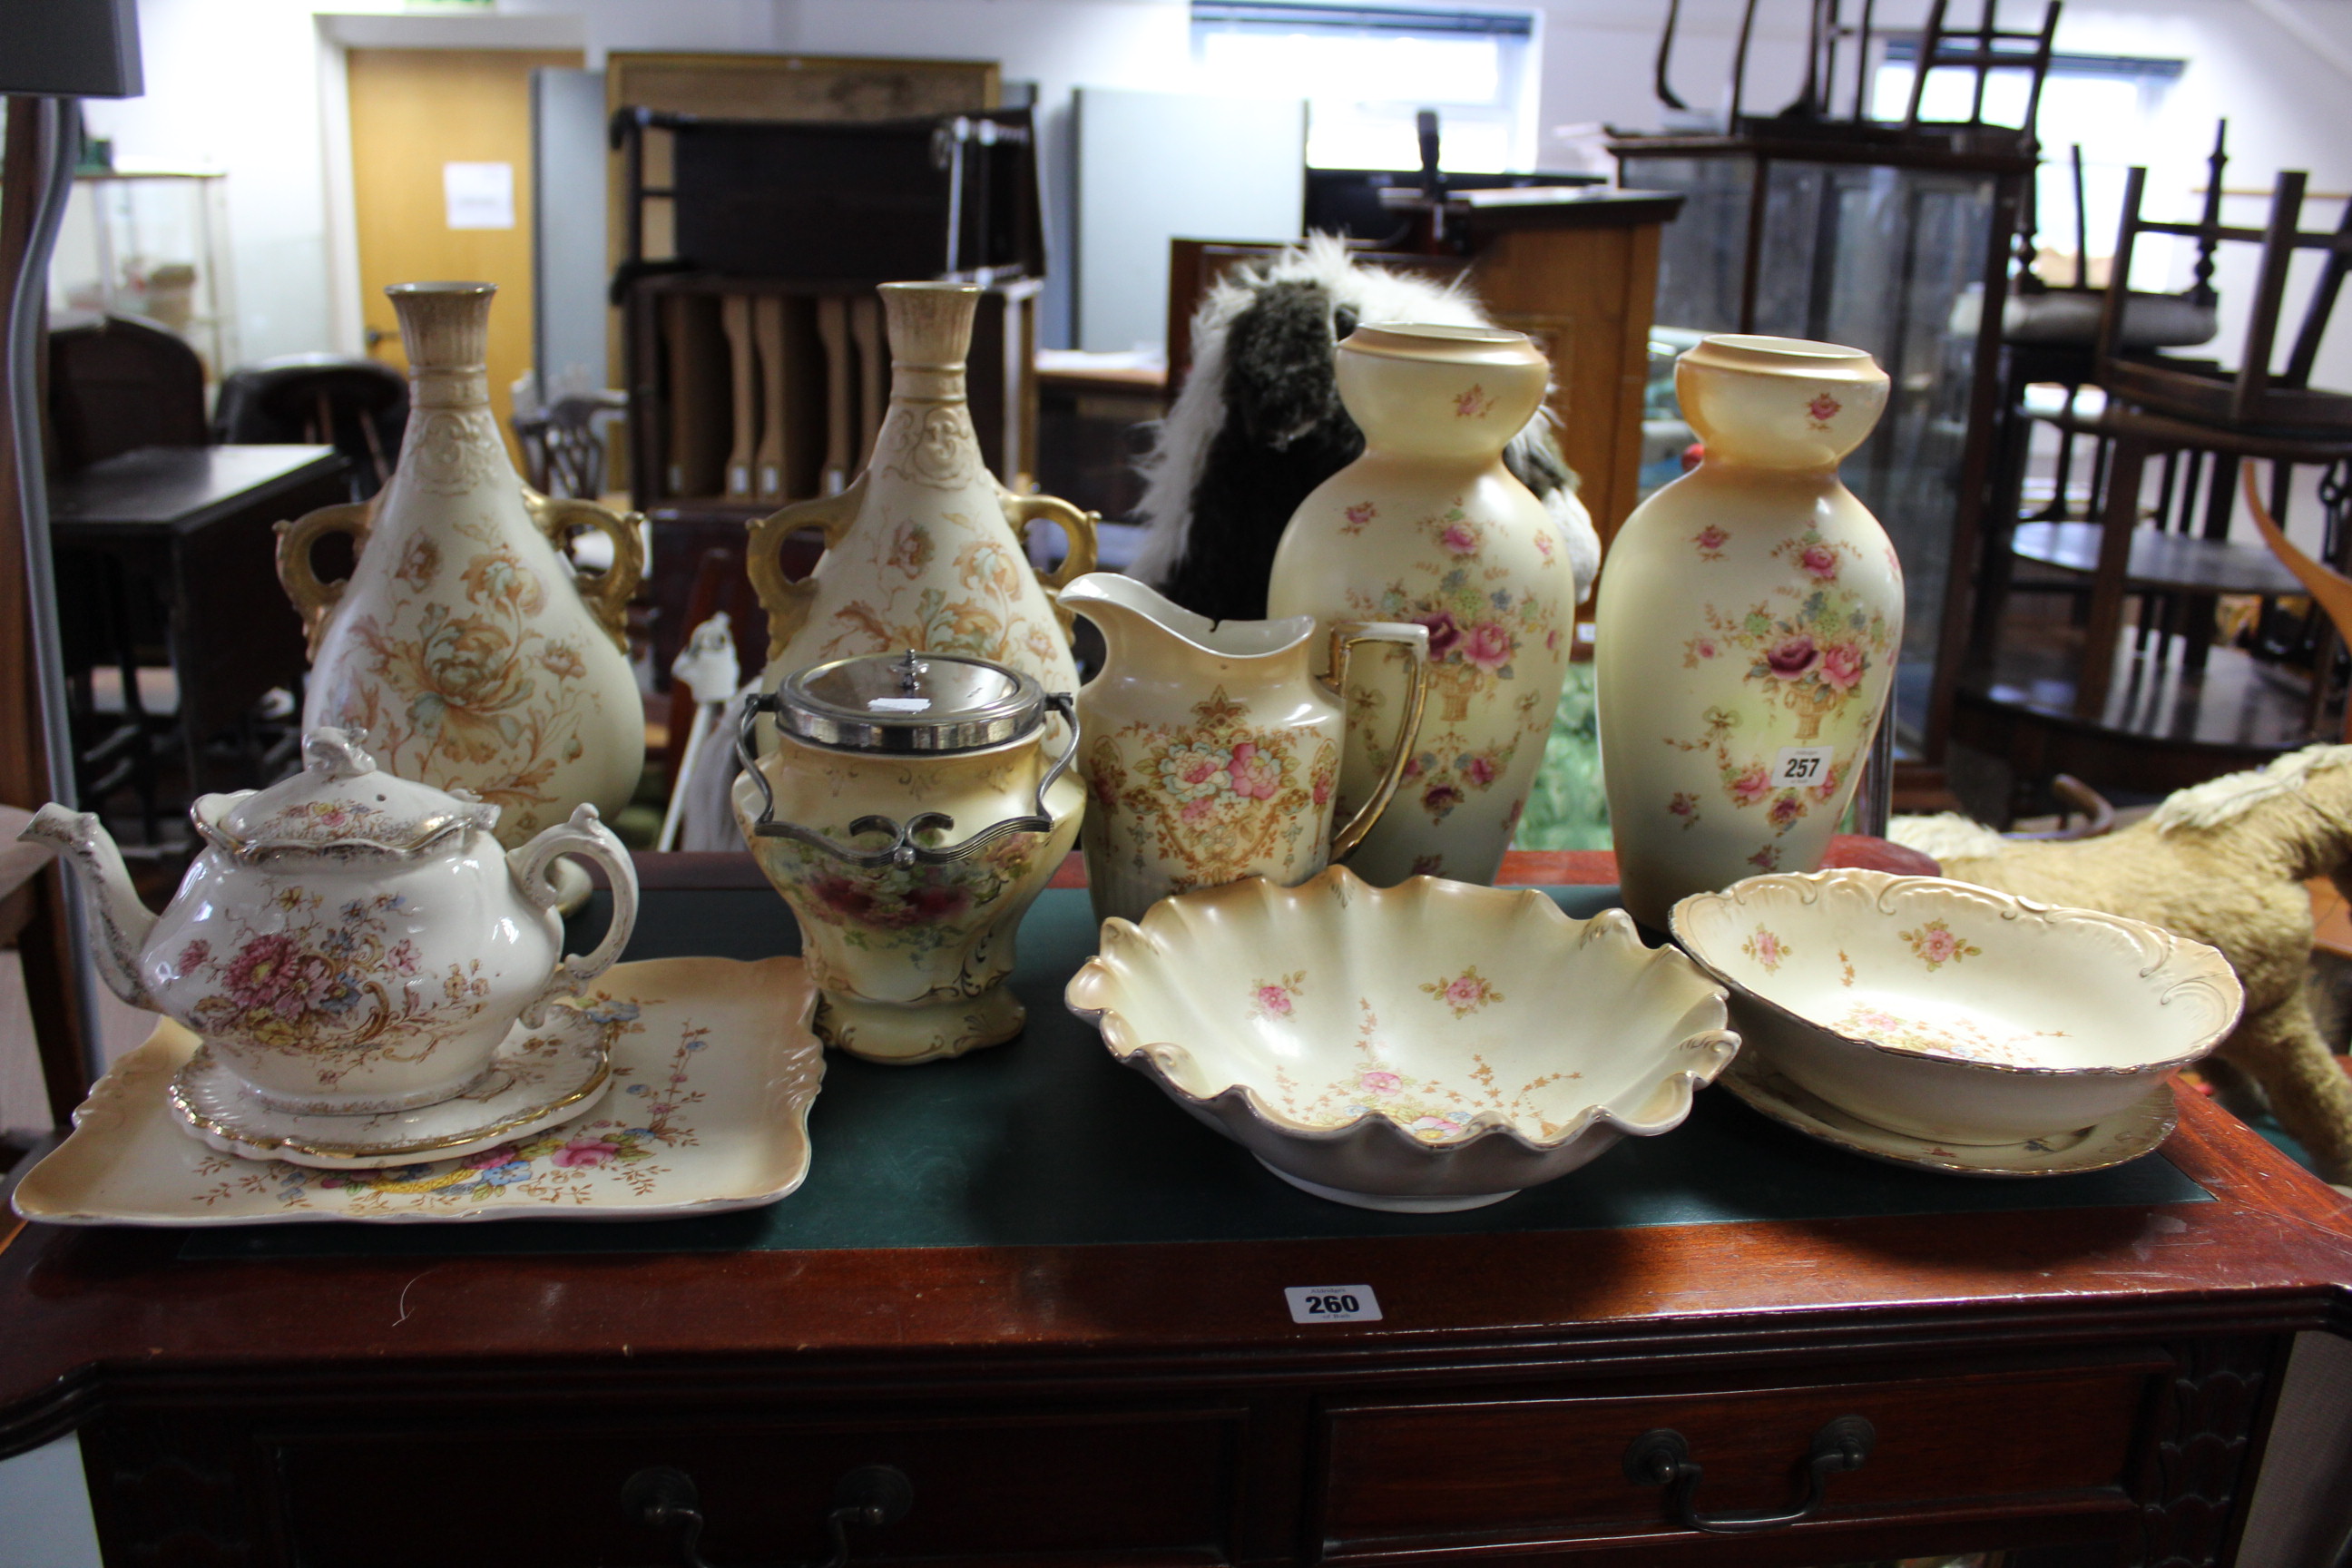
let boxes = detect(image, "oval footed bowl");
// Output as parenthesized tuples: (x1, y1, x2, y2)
(1671, 868, 2241, 1146)
(1064, 867, 1740, 1210)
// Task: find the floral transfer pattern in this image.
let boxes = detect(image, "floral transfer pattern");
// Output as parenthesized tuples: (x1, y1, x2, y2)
(1251, 972, 1305, 1019)
(328, 514, 606, 837)
(173, 889, 492, 1084)
(1341, 497, 1564, 827)
(1269, 999, 1579, 1142)
(1664, 522, 1896, 840)
(1420, 966, 1503, 1017)
(1740, 925, 1788, 973)
(774, 828, 1039, 962)
(1832, 1001, 2066, 1067)
(1899, 918, 1983, 970)
(1084, 689, 1337, 893)
(187, 999, 740, 1212)
(821, 523, 1063, 678)
(1807, 393, 1841, 430)
(1454, 384, 1494, 419)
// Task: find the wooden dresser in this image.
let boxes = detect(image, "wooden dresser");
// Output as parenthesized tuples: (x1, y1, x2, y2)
(3, 853, 2347, 1567)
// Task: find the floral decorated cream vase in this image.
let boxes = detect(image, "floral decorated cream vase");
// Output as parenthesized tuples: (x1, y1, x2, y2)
(1595, 334, 1900, 930)
(278, 281, 646, 850)
(1062, 572, 1428, 924)
(747, 281, 1096, 719)
(1267, 324, 1573, 887)
(17, 729, 638, 1114)
(732, 651, 1084, 1063)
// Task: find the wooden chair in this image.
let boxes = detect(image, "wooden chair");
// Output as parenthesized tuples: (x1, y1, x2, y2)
(212, 354, 407, 497)
(45, 313, 207, 471)
(2058, 164, 2352, 716)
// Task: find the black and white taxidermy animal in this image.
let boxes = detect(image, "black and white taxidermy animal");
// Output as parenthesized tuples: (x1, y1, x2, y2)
(1131, 235, 1602, 624)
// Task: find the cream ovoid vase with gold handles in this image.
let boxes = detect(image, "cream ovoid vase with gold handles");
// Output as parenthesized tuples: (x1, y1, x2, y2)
(278, 281, 646, 878)
(1595, 334, 1902, 931)
(1267, 324, 1573, 886)
(746, 281, 1096, 713)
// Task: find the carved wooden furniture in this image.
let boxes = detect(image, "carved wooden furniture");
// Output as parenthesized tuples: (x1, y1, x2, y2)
(2, 849, 2347, 1567)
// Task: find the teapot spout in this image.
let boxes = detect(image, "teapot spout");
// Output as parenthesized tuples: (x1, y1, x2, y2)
(18, 805, 156, 1008)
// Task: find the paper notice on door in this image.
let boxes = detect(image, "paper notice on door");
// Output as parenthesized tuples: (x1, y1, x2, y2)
(443, 162, 515, 230)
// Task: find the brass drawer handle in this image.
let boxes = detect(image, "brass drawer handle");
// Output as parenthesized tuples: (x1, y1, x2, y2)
(1623, 1416, 1875, 1534)
(622, 1464, 913, 1567)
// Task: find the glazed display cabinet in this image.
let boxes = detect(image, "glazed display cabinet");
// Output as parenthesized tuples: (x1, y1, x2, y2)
(1612, 133, 2033, 766)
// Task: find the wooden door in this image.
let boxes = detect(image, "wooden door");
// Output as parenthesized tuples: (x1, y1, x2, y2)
(345, 47, 583, 463)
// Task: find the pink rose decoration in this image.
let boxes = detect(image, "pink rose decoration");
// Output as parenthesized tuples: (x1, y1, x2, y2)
(464, 1143, 519, 1169)
(1810, 763, 1842, 802)
(1413, 611, 1462, 662)
(1730, 764, 1771, 805)
(1693, 524, 1728, 554)
(1919, 927, 1958, 963)
(1462, 621, 1513, 671)
(1768, 792, 1804, 828)
(1181, 756, 1223, 787)
(1445, 975, 1484, 1006)
(176, 938, 211, 971)
(1764, 635, 1820, 680)
(1358, 1070, 1403, 1096)
(1256, 985, 1292, 1015)
(554, 1137, 622, 1168)
(1181, 798, 1214, 824)
(1311, 769, 1334, 807)
(1798, 543, 1841, 582)
(1463, 754, 1500, 787)
(1227, 741, 1282, 800)
(1423, 782, 1465, 816)
(1438, 521, 1480, 555)
(1817, 642, 1866, 691)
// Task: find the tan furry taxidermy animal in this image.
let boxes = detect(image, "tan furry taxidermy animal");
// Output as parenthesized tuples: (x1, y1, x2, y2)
(1891, 746, 2352, 1185)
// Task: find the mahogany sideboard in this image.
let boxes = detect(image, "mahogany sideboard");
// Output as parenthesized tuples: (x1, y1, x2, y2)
(3, 849, 2350, 1567)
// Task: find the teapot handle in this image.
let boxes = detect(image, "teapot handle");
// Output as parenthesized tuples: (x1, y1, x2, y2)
(1323, 621, 1433, 861)
(274, 501, 373, 660)
(746, 484, 864, 668)
(526, 488, 645, 654)
(506, 804, 640, 1026)
(1004, 492, 1100, 642)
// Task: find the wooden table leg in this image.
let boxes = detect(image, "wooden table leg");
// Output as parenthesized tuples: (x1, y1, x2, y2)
(2076, 432, 2150, 719)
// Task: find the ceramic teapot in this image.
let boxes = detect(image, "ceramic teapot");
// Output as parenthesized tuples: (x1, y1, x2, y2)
(1062, 573, 1429, 924)
(732, 651, 1084, 1063)
(18, 729, 638, 1115)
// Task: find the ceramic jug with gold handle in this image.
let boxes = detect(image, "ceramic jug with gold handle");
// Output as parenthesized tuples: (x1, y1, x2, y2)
(745, 281, 1095, 721)
(277, 281, 646, 850)
(1062, 572, 1430, 925)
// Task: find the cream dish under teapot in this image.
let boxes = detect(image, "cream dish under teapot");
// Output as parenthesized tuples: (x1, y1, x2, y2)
(20, 729, 639, 1165)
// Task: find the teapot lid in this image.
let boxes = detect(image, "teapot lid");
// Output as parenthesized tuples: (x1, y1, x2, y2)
(775, 650, 1048, 753)
(197, 729, 499, 861)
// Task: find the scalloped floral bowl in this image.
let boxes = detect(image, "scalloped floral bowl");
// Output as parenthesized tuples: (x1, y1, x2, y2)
(1063, 866, 1740, 1211)
(1671, 868, 2242, 1146)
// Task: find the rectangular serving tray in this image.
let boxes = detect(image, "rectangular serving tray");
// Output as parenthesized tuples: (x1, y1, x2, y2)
(12, 956, 821, 1225)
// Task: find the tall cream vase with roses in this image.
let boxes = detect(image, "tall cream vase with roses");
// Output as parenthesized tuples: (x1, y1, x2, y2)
(279, 282, 646, 867)
(1268, 324, 1572, 887)
(1595, 334, 1900, 930)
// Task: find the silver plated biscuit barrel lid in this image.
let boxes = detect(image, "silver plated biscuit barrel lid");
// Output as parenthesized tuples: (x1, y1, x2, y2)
(738, 651, 1078, 868)
(771, 649, 1049, 753)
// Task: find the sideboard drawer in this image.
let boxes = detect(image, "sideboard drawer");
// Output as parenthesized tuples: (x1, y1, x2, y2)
(1317, 1364, 2146, 1558)
(270, 1403, 1244, 1566)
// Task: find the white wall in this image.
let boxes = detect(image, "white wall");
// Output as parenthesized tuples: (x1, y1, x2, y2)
(76, 0, 2352, 369)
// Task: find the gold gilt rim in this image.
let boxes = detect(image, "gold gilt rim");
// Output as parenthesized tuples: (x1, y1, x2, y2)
(167, 1039, 612, 1162)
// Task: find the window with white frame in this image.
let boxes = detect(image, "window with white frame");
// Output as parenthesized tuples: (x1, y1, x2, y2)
(1191, 2, 1540, 173)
